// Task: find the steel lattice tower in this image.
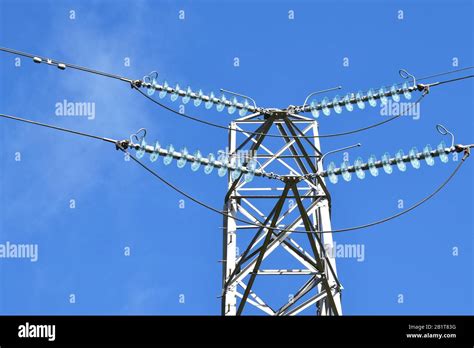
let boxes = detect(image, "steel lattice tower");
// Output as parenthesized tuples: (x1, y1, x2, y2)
(1, 47, 472, 318)
(221, 109, 342, 316)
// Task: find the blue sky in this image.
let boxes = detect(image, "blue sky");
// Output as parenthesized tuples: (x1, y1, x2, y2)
(0, 0, 472, 315)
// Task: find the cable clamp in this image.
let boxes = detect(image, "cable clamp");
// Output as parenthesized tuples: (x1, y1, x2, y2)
(115, 139, 130, 151)
(454, 144, 471, 160)
(131, 80, 142, 89)
(417, 83, 430, 95)
(463, 146, 471, 160)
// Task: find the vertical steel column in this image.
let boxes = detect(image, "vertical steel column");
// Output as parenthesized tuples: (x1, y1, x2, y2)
(222, 121, 238, 315)
(312, 122, 342, 316)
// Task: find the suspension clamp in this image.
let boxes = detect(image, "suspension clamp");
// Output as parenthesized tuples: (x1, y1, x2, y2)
(131, 80, 142, 89)
(454, 144, 471, 160)
(115, 139, 130, 150)
(463, 146, 471, 160)
(417, 83, 430, 95)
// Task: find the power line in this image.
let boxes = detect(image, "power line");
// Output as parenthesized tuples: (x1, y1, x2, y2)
(0, 46, 471, 141)
(0, 112, 279, 180)
(1, 111, 468, 235)
(0, 46, 472, 234)
(0, 47, 132, 83)
(0, 113, 117, 144)
(1, 46, 472, 317)
(415, 65, 474, 83)
(429, 74, 474, 87)
(119, 140, 470, 235)
(1, 46, 471, 98)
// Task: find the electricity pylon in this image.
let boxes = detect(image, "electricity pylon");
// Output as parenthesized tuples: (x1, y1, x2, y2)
(221, 110, 342, 316)
(1, 47, 472, 317)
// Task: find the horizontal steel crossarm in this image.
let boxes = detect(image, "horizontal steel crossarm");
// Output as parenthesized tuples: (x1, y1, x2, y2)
(286, 113, 314, 121)
(255, 269, 318, 275)
(256, 154, 319, 159)
(238, 187, 312, 191)
(234, 119, 319, 124)
(232, 194, 324, 199)
(235, 112, 264, 121)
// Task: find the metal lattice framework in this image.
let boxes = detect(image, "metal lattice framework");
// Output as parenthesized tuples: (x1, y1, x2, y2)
(221, 111, 342, 315)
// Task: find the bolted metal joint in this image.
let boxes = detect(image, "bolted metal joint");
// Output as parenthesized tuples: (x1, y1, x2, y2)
(417, 83, 430, 94)
(115, 139, 130, 150)
(286, 105, 297, 114)
(463, 146, 471, 160)
(131, 80, 143, 88)
(269, 110, 290, 120)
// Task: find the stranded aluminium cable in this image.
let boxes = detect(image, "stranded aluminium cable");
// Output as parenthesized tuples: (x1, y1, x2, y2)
(0, 112, 470, 235)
